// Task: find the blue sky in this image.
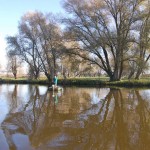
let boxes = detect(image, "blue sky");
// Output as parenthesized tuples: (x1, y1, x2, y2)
(0, 0, 63, 68)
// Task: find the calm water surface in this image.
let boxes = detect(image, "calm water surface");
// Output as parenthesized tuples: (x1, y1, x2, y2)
(0, 84, 150, 150)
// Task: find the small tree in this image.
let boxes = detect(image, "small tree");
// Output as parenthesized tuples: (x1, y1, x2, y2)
(7, 51, 21, 79)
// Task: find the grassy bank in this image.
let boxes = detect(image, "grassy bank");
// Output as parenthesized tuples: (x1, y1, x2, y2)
(1, 77, 150, 87)
(59, 78, 150, 87)
(0, 78, 49, 85)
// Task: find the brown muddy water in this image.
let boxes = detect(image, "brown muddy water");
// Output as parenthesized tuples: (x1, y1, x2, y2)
(0, 84, 150, 150)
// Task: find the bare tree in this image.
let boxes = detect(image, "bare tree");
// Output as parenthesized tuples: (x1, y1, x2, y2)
(62, 0, 148, 81)
(125, 1, 150, 79)
(6, 34, 41, 79)
(6, 11, 64, 83)
(6, 50, 22, 79)
(134, 5, 150, 79)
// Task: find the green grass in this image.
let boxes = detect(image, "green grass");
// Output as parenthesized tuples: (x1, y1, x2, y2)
(107, 79, 150, 87)
(1, 76, 150, 87)
(0, 77, 49, 85)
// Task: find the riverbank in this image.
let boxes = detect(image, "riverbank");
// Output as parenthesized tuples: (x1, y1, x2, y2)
(1, 77, 150, 87)
(60, 77, 150, 87)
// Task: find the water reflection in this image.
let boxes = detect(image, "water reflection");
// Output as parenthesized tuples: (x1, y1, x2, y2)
(0, 85, 150, 150)
(76, 89, 150, 150)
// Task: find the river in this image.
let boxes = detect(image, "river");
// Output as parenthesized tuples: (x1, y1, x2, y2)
(0, 84, 150, 150)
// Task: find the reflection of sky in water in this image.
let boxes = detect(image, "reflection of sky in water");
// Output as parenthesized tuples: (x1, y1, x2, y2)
(39, 86, 47, 95)
(90, 88, 110, 104)
(91, 94, 100, 104)
(0, 84, 48, 121)
(0, 84, 29, 99)
(0, 84, 48, 124)
(0, 95, 9, 125)
(1, 84, 14, 93)
(140, 90, 150, 101)
(0, 130, 9, 150)
(12, 133, 31, 150)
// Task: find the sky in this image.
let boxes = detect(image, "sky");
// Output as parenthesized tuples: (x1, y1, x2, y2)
(0, 0, 63, 69)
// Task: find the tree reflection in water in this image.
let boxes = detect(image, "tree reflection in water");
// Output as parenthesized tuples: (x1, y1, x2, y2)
(76, 89, 150, 150)
(1, 85, 150, 150)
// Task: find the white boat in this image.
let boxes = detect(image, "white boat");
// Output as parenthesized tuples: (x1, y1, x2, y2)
(48, 85, 63, 91)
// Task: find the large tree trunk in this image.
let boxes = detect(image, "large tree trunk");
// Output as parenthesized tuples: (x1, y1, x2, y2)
(110, 73, 121, 81)
(45, 72, 52, 85)
(135, 68, 143, 80)
(109, 61, 121, 81)
(35, 68, 40, 79)
(34, 72, 39, 80)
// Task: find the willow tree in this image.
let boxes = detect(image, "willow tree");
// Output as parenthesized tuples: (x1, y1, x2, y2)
(6, 12, 63, 83)
(62, 0, 148, 81)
